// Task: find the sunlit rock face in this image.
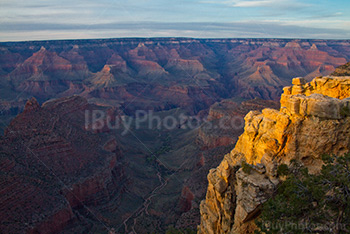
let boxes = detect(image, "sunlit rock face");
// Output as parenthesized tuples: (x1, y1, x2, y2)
(198, 75, 350, 234)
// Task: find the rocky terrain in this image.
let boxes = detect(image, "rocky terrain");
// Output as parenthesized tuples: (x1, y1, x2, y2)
(1, 38, 350, 135)
(1, 38, 350, 118)
(331, 61, 350, 76)
(0, 94, 281, 233)
(198, 75, 350, 233)
(0, 96, 128, 233)
(173, 98, 279, 230)
(1, 38, 350, 233)
(198, 98, 279, 150)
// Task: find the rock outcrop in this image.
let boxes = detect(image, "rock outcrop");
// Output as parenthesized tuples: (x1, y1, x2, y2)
(198, 76, 350, 234)
(198, 98, 279, 150)
(331, 62, 350, 76)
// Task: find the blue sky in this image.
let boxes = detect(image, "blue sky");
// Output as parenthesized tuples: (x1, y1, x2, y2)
(0, 0, 349, 41)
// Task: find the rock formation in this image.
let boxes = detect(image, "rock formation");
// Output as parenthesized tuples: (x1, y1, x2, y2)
(331, 62, 350, 76)
(0, 96, 127, 233)
(198, 98, 279, 150)
(1, 38, 349, 116)
(2, 39, 350, 233)
(198, 75, 350, 234)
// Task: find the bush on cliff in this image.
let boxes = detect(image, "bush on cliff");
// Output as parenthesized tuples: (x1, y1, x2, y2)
(256, 153, 350, 234)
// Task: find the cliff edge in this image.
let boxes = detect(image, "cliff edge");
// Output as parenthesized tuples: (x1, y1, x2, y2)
(198, 75, 350, 234)
(331, 62, 350, 76)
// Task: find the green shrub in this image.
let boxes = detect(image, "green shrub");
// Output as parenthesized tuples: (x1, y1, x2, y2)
(255, 153, 350, 234)
(340, 106, 350, 117)
(241, 161, 253, 174)
(277, 164, 289, 176)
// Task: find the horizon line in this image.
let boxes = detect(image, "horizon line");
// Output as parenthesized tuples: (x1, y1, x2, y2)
(1, 36, 350, 44)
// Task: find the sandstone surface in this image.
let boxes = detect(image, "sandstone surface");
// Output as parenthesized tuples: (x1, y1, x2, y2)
(198, 76, 350, 234)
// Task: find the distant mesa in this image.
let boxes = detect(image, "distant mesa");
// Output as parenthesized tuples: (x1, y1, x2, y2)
(284, 41, 302, 49)
(309, 43, 318, 51)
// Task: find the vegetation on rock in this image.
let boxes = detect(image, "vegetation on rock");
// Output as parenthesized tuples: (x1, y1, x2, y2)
(256, 154, 350, 234)
(241, 161, 253, 174)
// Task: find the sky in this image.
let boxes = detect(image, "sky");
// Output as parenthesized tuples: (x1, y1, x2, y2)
(0, 0, 350, 41)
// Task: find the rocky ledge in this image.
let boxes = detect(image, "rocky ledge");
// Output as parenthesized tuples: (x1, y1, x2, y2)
(198, 76, 350, 234)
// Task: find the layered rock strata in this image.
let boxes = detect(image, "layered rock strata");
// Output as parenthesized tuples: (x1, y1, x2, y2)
(0, 96, 126, 233)
(198, 76, 350, 234)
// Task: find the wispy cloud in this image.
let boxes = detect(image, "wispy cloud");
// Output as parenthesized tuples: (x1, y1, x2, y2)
(200, 0, 310, 9)
(1, 21, 350, 41)
(307, 12, 344, 19)
(0, 0, 349, 41)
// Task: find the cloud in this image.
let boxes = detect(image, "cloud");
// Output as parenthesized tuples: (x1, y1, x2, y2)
(1, 21, 350, 41)
(0, 0, 348, 41)
(307, 12, 344, 19)
(201, 0, 310, 10)
(232, 0, 279, 7)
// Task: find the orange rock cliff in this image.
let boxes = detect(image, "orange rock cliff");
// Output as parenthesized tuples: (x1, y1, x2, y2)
(198, 75, 350, 234)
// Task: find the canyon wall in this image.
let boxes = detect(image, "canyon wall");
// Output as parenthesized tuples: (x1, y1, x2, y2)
(0, 96, 127, 233)
(198, 75, 350, 234)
